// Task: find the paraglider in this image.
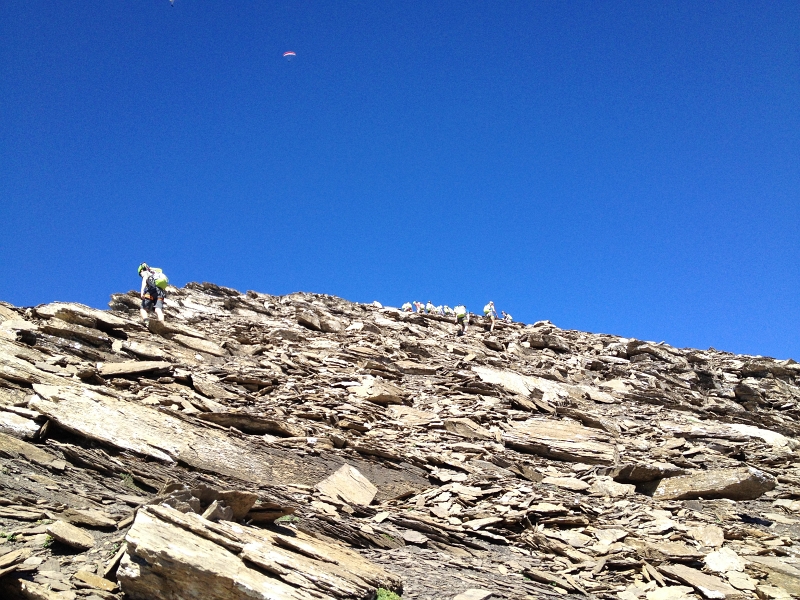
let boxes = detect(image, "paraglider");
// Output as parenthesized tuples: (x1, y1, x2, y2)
(283, 51, 296, 61)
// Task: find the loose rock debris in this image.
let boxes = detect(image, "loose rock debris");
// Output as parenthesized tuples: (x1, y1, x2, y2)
(0, 283, 798, 600)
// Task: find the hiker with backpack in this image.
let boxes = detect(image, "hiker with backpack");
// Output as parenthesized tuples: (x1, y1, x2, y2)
(454, 304, 469, 336)
(483, 300, 499, 332)
(138, 263, 169, 323)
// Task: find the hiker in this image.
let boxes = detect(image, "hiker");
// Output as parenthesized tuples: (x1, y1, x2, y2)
(401, 302, 413, 312)
(483, 301, 499, 332)
(454, 304, 468, 336)
(501, 310, 513, 323)
(413, 301, 424, 313)
(425, 300, 436, 314)
(443, 305, 454, 316)
(138, 263, 168, 323)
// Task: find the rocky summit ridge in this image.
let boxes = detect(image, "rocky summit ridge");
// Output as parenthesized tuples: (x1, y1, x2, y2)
(0, 282, 798, 600)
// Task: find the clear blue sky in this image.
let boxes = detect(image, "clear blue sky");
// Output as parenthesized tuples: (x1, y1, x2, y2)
(2, 2, 798, 359)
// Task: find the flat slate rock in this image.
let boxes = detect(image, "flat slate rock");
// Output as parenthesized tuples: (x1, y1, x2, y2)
(316, 464, 378, 506)
(444, 418, 493, 440)
(35, 302, 135, 330)
(46, 520, 95, 550)
(99, 360, 172, 377)
(504, 418, 619, 465)
(452, 590, 495, 600)
(118, 505, 401, 600)
(659, 563, 742, 599)
(0, 430, 59, 467)
(0, 410, 40, 440)
(652, 467, 776, 501)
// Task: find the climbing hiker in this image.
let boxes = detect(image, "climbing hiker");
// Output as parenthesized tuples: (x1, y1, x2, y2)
(413, 301, 424, 313)
(501, 310, 513, 323)
(138, 263, 168, 323)
(454, 304, 468, 336)
(401, 302, 413, 312)
(425, 300, 436, 314)
(443, 305, 454, 316)
(483, 301, 499, 332)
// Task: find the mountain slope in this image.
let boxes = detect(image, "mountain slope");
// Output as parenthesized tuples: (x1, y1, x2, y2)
(0, 282, 798, 600)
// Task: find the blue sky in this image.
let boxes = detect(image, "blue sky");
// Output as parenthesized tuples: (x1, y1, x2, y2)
(2, 1, 798, 359)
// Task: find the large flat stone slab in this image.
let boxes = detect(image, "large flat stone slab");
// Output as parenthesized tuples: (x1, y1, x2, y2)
(651, 467, 776, 501)
(40, 320, 111, 346)
(745, 556, 800, 595)
(99, 360, 172, 378)
(0, 431, 60, 467)
(30, 384, 312, 484)
(35, 302, 137, 330)
(173, 334, 227, 357)
(28, 384, 419, 497)
(118, 505, 401, 600)
(0, 340, 71, 386)
(503, 419, 619, 465)
(658, 564, 742, 599)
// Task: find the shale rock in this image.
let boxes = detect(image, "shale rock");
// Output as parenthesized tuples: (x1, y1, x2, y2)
(651, 467, 777, 501)
(0, 283, 798, 600)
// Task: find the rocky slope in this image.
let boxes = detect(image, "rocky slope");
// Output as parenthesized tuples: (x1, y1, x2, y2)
(0, 282, 798, 600)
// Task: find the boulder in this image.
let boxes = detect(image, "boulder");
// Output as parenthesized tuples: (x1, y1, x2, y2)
(191, 375, 239, 400)
(30, 384, 320, 485)
(319, 314, 345, 333)
(543, 334, 571, 352)
(116, 340, 167, 360)
(297, 310, 322, 331)
(74, 570, 118, 592)
(147, 318, 207, 339)
(60, 508, 117, 528)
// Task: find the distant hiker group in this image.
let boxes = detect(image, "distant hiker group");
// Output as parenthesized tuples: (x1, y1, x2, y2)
(138, 263, 169, 323)
(400, 299, 512, 336)
(134, 262, 513, 335)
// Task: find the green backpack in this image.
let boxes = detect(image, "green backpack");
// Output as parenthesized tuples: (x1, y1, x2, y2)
(149, 268, 169, 290)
